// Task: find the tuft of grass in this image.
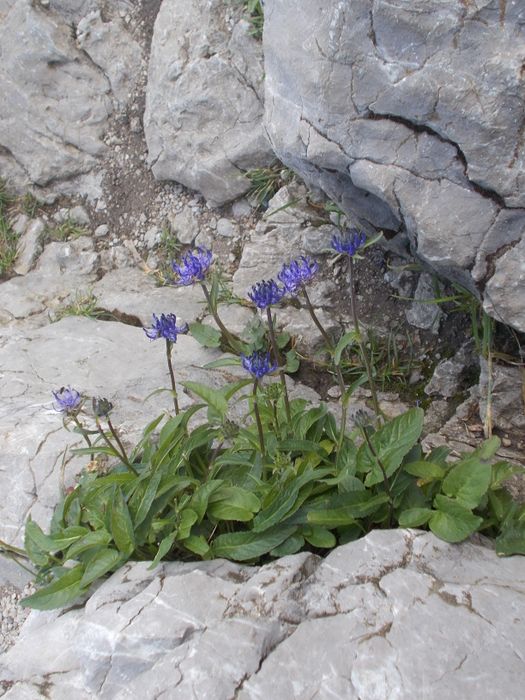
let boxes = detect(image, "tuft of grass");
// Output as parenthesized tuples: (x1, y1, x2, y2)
(21, 192, 40, 218)
(240, 0, 264, 39)
(51, 291, 104, 322)
(246, 163, 293, 209)
(44, 219, 88, 243)
(0, 179, 18, 278)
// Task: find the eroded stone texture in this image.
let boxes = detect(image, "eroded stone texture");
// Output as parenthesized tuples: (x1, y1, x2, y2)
(1, 531, 523, 699)
(144, 0, 274, 205)
(263, 0, 525, 331)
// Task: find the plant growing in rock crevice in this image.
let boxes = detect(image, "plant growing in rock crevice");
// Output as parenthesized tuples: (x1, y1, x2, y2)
(17, 237, 525, 611)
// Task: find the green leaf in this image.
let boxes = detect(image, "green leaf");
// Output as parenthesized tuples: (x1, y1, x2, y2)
(334, 330, 358, 365)
(79, 548, 122, 587)
(441, 457, 492, 509)
(270, 534, 305, 557)
(207, 503, 256, 522)
(307, 508, 357, 528)
(398, 508, 433, 528)
(110, 488, 136, 556)
(189, 321, 222, 348)
(178, 509, 198, 539)
(129, 470, 163, 528)
(20, 566, 86, 610)
(429, 495, 483, 543)
(302, 526, 336, 548)
(252, 482, 301, 533)
(285, 349, 300, 373)
(212, 525, 297, 561)
(403, 461, 446, 480)
(209, 486, 261, 512)
(203, 356, 242, 369)
(148, 532, 176, 569)
(359, 409, 424, 487)
(183, 535, 210, 557)
(190, 481, 224, 521)
(306, 492, 389, 527)
(476, 436, 501, 460)
(495, 524, 525, 556)
(66, 530, 113, 560)
(182, 381, 228, 418)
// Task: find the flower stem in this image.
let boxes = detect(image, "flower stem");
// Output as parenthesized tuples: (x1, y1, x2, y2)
(361, 425, 394, 527)
(96, 418, 138, 476)
(253, 380, 266, 458)
(266, 307, 291, 423)
(302, 286, 347, 449)
(348, 257, 381, 416)
(70, 415, 93, 462)
(165, 339, 180, 415)
(200, 283, 241, 351)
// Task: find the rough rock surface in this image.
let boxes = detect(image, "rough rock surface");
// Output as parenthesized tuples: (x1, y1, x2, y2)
(263, 0, 525, 331)
(1, 530, 524, 699)
(144, 0, 274, 205)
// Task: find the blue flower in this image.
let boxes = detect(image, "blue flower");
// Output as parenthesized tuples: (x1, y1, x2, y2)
(144, 313, 188, 343)
(92, 397, 113, 418)
(241, 350, 277, 379)
(278, 256, 319, 295)
(171, 247, 213, 285)
(52, 387, 82, 414)
(247, 279, 285, 309)
(331, 229, 367, 257)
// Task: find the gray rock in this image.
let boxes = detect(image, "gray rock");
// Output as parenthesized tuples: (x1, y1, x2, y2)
(92, 268, 205, 327)
(405, 273, 443, 333)
(0, 0, 111, 196)
(483, 235, 525, 333)
(479, 359, 525, 434)
(0, 237, 99, 321)
(94, 224, 109, 238)
(68, 205, 90, 227)
(277, 305, 339, 354)
(144, 0, 274, 205)
(76, 10, 143, 107)
(13, 219, 45, 275)
(168, 207, 199, 245)
(231, 198, 253, 219)
(11, 213, 29, 236)
(2, 531, 524, 698)
(262, 0, 525, 331)
(424, 342, 476, 398)
(301, 224, 339, 254)
(216, 217, 239, 238)
(143, 225, 161, 249)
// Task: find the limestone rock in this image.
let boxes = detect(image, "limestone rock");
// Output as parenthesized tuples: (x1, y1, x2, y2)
(144, 0, 274, 205)
(13, 219, 45, 275)
(405, 273, 443, 333)
(263, 0, 525, 331)
(1, 531, 524, 698)
(76, 10, 143, 107)
(0, 0, 111, 195)
(168, 206, 199, 245)
(479, 359, 525, 435)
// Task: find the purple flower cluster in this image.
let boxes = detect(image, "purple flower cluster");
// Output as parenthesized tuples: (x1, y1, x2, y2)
(331, 229, 366, 257)
(241, 350, 277, 379)
(171, 248, 212, 286)
(52, 387, 82, 414)
(144, 313, 188, 343)
(247, 279, 285, 309)
(278, 256, 319, 295)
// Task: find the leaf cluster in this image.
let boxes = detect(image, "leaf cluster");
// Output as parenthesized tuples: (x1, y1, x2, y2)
(22, 394, 524, 610)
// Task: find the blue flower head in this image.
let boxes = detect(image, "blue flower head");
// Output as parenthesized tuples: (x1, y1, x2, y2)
(144, 313, 188, 343)
(241, 350, 277, 379)
(247, 279, 285, 309)
(278, 256, 319, 295)
(171, 247, 213, 286)
(52, 387, 82, 414)
(331, 229, 367, 257)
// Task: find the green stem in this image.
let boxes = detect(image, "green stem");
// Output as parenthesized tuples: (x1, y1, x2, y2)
(165, 339, 180, 415)
(266, 306, 291, 423)
(70, 415, 93, 462)
(253, 380, 266, 458)
(348, 257, 381, 416)
(96, 418, 138, 476)
(0, 539, 28, 558)
(361, 425, 394, 527)
(200, 283, 241, 351)
(303, 286, 347, 449)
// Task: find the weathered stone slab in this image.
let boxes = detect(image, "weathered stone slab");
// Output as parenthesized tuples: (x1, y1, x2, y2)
(144, 0, 274, 205)
(1, 531, 523, 699)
